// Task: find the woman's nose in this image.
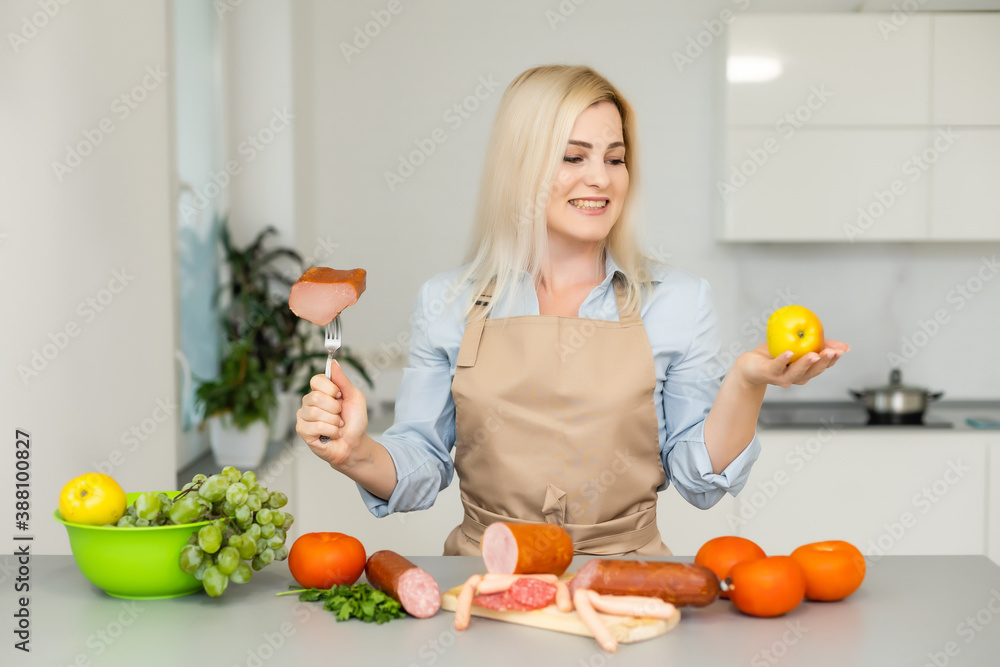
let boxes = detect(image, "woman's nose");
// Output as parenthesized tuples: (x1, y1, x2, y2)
(582, 159, 611, 188)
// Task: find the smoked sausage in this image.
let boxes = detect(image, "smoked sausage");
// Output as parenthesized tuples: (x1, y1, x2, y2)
(364, 550, 441, 618)
(568, 559, 720, 608)
(481, 522, 573, 576)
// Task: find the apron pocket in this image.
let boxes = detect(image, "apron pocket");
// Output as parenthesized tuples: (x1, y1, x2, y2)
(541, 483, 567, 526)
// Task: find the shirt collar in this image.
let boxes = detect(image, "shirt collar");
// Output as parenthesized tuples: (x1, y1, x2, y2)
(604, 251, 621, 284)
(603, 251, 669, 286)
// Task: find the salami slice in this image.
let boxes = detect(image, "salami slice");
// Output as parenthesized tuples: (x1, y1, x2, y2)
(365, 550, 441, 618)
(472, 578, 557, 612)
(473, 590, 530, 612)
(509, 577, 558, 608)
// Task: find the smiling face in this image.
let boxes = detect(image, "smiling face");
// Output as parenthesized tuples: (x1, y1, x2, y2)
(545, 100, 629, 251)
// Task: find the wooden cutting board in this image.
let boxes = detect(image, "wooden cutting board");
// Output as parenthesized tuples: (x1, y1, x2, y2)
(439, 577, 681, 644)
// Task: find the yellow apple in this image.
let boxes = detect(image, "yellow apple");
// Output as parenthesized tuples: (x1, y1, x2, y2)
(766, 305, 825, 363)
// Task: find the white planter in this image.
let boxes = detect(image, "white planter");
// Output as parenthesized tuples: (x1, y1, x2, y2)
(208, 413, 269, 469)
(269, 388, 300, 443)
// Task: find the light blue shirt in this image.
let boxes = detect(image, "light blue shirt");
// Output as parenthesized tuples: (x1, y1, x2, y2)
(358, 254, 761, 517)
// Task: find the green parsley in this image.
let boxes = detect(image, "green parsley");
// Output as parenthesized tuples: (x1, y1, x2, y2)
(278, 583, 406, 624)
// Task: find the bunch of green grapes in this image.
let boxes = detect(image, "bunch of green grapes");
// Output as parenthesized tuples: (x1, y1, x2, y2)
(117, 466, 293, 597)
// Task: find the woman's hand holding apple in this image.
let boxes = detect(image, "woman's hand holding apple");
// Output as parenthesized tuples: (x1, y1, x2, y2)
(735, 305, 849, 388)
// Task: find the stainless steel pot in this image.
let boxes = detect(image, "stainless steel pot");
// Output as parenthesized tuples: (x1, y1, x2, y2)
(849, 369, 943, 424)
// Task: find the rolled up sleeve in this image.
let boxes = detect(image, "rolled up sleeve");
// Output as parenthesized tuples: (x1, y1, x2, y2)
(356, 280, 459, 517)
(660, 279, 761, 509)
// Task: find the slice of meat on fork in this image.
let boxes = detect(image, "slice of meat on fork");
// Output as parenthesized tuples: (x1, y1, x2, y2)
(289, 267, 366, 325)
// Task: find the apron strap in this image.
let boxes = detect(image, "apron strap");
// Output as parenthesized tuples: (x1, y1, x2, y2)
(612, 273, 642, 325)
(456, 286, 492, 368)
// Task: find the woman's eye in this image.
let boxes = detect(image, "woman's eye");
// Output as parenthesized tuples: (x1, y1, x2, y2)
(562, 155, 625, 165)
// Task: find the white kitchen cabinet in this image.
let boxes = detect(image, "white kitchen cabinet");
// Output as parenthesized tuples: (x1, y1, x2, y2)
(930, 129, 1000, 240)
(293, 438, 464, 556)
(728, 14, 931, 126)
(658, 486, 738, 556)
(737, 431, 987, 558)
(933, 14, 1000, 125)
(723, 129, 931, 241)
(723, 12, 1000, 243)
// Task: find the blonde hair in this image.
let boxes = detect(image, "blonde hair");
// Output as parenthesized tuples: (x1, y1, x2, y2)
(461, 64, 653, 321)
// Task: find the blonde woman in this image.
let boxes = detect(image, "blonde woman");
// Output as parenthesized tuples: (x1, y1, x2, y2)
(296, 65, 848, 556)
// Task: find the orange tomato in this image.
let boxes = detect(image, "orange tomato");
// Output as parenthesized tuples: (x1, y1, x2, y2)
(766, 305, 824, 363)
(288, 532, 367, 589)
(728, 556, 807, 617)
(791, 540, 866, 601)
(695, 536, 766, 599)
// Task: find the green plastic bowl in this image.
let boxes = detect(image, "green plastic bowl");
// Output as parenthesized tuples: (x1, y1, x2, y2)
(53, 491, 211, 599)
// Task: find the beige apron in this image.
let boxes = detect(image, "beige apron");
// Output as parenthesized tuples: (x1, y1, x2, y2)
(443, 275, 672, 557)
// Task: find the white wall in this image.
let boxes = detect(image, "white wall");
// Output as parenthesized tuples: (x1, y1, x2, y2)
(292, 0, 1000, 406)
(0, 0, 176, 555)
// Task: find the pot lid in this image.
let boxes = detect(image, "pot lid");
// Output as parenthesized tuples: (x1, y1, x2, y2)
(858, 369, 933, 395)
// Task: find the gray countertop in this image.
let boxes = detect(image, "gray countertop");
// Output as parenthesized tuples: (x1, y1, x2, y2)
(924, 400, 1000, 430)
(6, 555, 1000, 666)
(757, 400, 1000, 432)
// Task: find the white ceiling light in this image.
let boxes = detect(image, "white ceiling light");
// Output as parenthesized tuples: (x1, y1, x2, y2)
(727, 56, 783, 83)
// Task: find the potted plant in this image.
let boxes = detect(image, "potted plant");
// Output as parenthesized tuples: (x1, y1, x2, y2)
(197, 220, 372, 467)
(195, 337, 277, 467)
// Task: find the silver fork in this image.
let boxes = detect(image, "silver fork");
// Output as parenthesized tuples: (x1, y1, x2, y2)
(318, 314, 342, 444)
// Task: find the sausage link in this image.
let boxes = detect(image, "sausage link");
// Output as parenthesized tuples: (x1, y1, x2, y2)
(455, 575, 482, 631)
(587, 591, 677, 620)
(573, 589, 617, 653)
(555, 581, 573, 612)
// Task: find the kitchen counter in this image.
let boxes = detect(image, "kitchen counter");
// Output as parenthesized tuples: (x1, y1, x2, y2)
(7, 555, 1000, 666)
(758, 400, 1000, 431)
